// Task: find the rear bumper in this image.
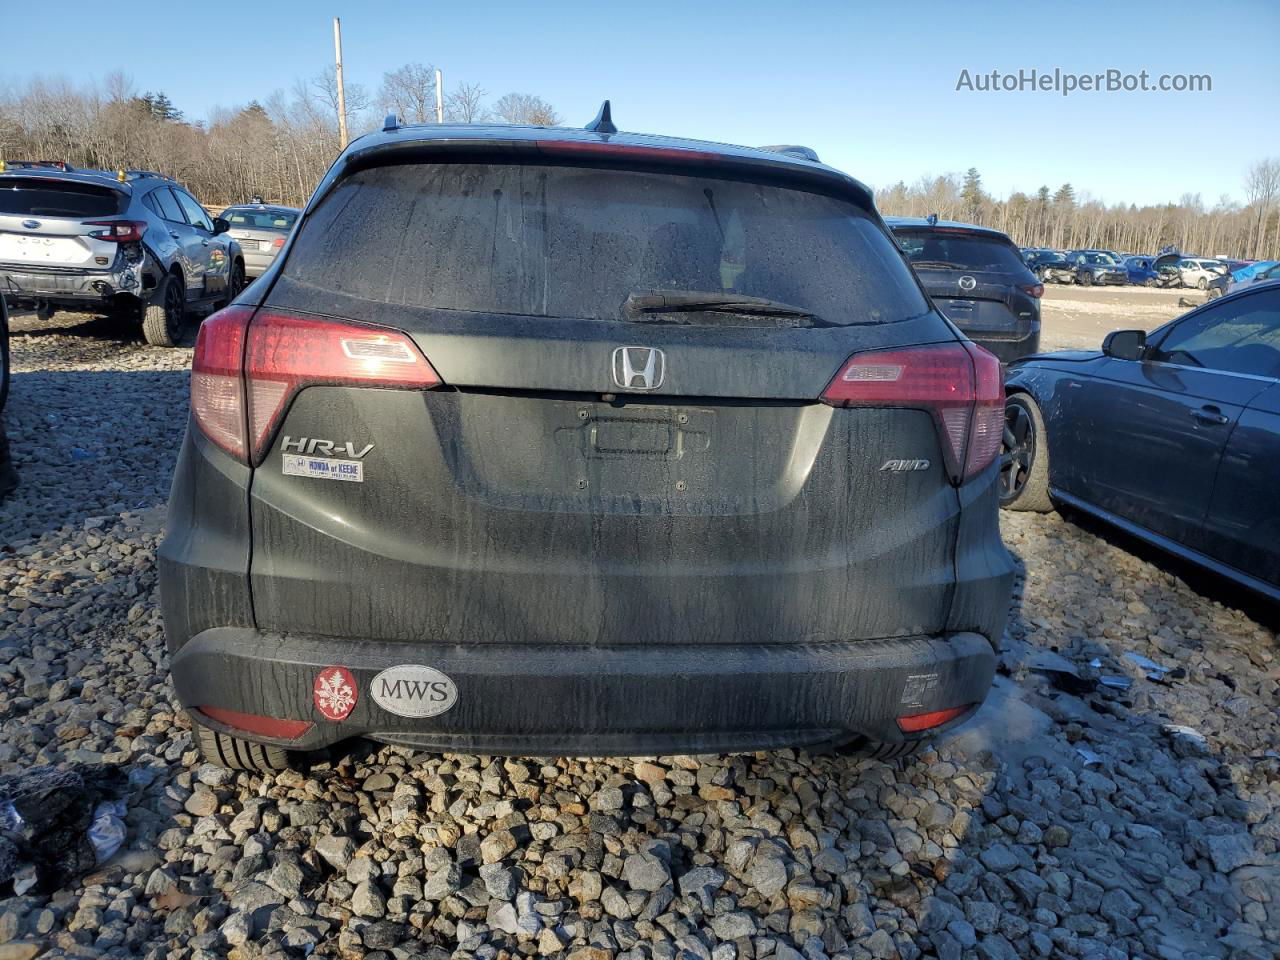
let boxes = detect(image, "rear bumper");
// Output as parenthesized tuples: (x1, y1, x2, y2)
(171, 627, 997, 755)
(967, 327, 1041, 364)
(242, 250, 278, 276)
(0, 259, 153, 306)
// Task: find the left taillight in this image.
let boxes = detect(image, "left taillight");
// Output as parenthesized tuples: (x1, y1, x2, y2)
(821, 340, 1004, 484)
(84, 219, 147, 243)
(191, 306, 252, 461)
(190, 307, 442, 465)
(1019, 283, 1044, 298)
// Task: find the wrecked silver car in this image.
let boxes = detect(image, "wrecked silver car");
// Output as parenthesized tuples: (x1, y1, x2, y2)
(0, 162, 244, 346)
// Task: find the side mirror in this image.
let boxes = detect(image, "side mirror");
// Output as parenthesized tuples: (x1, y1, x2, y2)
(1102, 329, 1147, 361)
(212, 217, 231, 235)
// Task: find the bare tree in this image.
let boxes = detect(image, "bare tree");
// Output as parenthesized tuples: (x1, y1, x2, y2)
(445, 82, 488, 123)
(309, 69, 371, 129)
(492, 92, 560, 126)
(1244, 158, 1280, 259)
(379, 63, 437, 124)
(874, 165, 1278, 259)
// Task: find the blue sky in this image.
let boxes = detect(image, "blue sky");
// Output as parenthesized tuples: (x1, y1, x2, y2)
(6, 0, 1277, 207)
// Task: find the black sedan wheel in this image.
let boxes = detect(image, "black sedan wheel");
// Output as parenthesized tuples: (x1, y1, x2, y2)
(1000, 394, 1053, 512)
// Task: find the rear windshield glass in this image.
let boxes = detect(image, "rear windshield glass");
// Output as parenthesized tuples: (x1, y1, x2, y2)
(223, 207, 298, 231)
(0, 177, 125, 218)
(284, 163, 928, 325)
(894, 229, 1028, 273)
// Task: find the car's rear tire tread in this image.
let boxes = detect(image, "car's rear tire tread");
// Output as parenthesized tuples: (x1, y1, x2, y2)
(195, 722, 294, 772)
(142, 272, 185, 347)
(1002, 393, 1054, 513)
(866, 739, 926, 761)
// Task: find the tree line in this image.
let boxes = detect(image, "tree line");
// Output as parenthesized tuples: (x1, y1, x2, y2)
(876, 163, 1280, 260)
(0, 70, 561, 208)
(2, 71, 1276, 261)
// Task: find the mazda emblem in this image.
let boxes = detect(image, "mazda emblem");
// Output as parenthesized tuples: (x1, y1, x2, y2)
(958, 275, 977, 292)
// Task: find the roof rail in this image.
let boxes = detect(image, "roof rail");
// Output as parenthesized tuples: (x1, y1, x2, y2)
(584, 100, 617, 135)
(383, 112, 400, 132)
(0, 159, 75, 172)
(124, 169, 175, 181)
(758, 145, 821, 163)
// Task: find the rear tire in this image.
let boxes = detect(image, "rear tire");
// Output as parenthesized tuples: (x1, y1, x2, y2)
(1196, 277, 1208, 290)
(142, 272, 187, 347)
(218, 260, 246, 310)
(194, 721, 295, 772)
(1079, 270, 1093, 286)
(1000, 393, 1053, 512)
(838, 738, 926, 762)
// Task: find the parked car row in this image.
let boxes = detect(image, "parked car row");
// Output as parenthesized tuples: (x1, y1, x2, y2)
(1207, 260, 1280, 299)
(0, 161, 298, 346)
(3, 113, 1275, 773)
(1017, 245, 1255, 291)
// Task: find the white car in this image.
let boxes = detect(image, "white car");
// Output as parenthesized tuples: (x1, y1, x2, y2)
(1177, 258, 1228, 290)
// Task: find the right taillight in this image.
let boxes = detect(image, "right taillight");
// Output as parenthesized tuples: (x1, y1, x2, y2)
(821, 341, 1004, 483)
(190, 306, 442, 465)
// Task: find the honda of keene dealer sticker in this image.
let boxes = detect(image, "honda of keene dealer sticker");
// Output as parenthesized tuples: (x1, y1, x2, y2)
(282, 454, 364, 482)
(371, 664, 458, 718)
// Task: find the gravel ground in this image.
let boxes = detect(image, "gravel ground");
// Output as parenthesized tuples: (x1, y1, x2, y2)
(0, 311, 1277, 960)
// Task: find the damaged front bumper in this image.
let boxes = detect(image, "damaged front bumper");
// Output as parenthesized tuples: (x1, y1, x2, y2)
(0, 245, 161, 308)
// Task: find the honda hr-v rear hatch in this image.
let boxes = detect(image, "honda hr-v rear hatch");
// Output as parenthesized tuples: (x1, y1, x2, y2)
(222, 145, 998, 650)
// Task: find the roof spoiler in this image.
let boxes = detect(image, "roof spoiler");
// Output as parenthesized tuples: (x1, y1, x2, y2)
(758, 145, 821, 163)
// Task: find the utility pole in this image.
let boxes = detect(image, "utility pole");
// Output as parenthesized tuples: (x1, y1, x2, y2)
(435, 68, 444, 123)
(333, 17, 349, 149)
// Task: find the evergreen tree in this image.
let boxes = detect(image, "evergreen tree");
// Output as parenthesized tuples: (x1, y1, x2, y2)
(961, 167, 985, 222)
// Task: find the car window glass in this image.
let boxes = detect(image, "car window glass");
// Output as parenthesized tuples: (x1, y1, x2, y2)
(0, 177, 125, 217)
(893, 230, 1027, 272)
(152, 188, 185, 224)
(1149, 290, 1280, 377)
(285, 163, 929, 325)
(223, 207, 297, 231)
(175, 192, 213, 231)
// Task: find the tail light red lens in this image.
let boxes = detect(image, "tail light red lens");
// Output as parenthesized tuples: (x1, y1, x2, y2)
(197, 706, 312, 740)
(821, 341, 1004, 483)
(191, 306, 252, 461)
(190, 307, 442, 464)
(84, 219, 147, 243)
(272, 235, 285, 248)
(897, 704, 972, 733)
(1020, 283, 1044, 298)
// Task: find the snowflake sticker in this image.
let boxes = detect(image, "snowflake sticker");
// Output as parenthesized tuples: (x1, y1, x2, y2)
(313, 665, 358, 721)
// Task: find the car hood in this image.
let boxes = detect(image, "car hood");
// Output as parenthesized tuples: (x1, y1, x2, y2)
(1009, 349, 1103, 369)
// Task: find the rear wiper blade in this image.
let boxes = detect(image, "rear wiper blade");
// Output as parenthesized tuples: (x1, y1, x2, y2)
(910, 260, 964, 269)
(623, 290, 834, 326)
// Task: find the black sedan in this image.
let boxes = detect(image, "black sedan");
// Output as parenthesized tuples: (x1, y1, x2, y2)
(1000, 281, 1280, 601)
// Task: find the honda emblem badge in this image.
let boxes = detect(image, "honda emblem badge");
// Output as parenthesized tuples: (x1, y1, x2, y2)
(611, 346, 665, 390)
